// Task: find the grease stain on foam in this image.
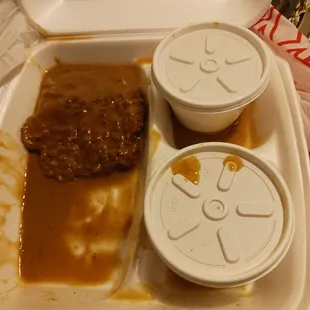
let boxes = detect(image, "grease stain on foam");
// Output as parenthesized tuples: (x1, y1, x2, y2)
(0, 235, 16, 267)
(33, 22, 50, 38)
(112, 284, 155, 301)
(241, 282, 255, 297)
(26, 45, 43, 73)
(171, 156, 201, 185)
(32, 21, 95, 40)
(46, 34, 95, 41)
(223, 156, 244, 172)
(44, 291, 57, 302)
(135, 57, 153, 66)
(0, 132, 25, 295)
(0, 266, 16, 298)
(150, 128, 161, 158)
(54, 57, 62, 66)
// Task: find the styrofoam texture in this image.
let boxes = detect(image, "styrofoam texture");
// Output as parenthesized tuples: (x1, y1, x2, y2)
(144, 143, 295, 288)
(17, 0, 271, 36)
(0, 35, 308, 310)
(151, 23, 272, 133)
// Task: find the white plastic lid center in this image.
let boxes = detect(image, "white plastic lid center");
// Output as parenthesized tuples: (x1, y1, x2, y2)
(166, 28, 262, 99)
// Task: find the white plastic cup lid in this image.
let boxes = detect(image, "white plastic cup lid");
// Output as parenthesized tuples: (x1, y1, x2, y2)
(152, 23, 272, 112)
(144, 143, 295, 288)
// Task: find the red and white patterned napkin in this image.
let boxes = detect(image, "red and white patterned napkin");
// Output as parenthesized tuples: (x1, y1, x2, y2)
(251, 5, 310, 149)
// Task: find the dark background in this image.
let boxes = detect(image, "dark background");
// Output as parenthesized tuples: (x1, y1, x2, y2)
(272, 0, 305, 21)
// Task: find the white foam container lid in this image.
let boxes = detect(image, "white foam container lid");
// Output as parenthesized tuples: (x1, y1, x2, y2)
(145, 143, 295, 287)
(152, 23, 272, 111)
(17, 0, 271, 35)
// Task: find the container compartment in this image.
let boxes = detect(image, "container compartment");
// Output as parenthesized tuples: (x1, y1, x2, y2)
(0, 36, 158, 308)
(139, 56, 307, 309)
(0, 35, 308, 310)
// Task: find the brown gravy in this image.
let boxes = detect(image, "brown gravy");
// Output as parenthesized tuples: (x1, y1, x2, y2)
(150, 128, 161, 158)
(135, 57, 153, 66)
(19, 63, 146, 284)
(171, 156, 201, 185)
(20, 155, 138, 284)
(112, 285, 154, 301)
(223, 156, 244, 172)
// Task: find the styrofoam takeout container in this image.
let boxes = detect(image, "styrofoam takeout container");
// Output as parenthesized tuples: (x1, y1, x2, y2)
(1, 0, 310, 309)
(144, 143, 295, 288)
(152, 22, 272, 133)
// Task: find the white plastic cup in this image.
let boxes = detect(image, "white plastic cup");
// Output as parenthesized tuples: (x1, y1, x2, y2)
(144, 143, 295, 288)
(152, 22, 272, 133)
(169, 101, 245, 133)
